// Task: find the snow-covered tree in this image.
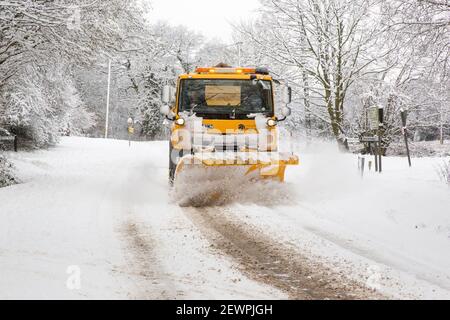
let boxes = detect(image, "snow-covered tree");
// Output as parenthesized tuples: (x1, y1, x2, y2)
(237, 0, 389, 148)
(235, 0, 449, 150)
(0, 0, 147, 146)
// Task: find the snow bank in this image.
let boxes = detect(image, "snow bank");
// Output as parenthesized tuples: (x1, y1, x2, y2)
(0, 155, 17, 188)
(230, 141, 450, 299)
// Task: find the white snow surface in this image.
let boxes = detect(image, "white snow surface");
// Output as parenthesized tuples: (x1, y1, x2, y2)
(1, 137, 450, 299)
(0, 138, 283, 300)
(238, 142, 450, 299)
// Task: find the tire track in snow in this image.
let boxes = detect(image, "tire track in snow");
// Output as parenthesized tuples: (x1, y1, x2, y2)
(119, 216, 179, 300)
(183, 206, 385, 300)
(114, 158, 180, 300)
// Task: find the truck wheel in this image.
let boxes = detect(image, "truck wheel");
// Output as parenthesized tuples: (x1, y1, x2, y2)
(169, 142, 178, 186)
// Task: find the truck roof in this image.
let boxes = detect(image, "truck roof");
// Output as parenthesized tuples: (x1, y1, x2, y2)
(179, 74, 273, 81)
(180, 67, 272, 81)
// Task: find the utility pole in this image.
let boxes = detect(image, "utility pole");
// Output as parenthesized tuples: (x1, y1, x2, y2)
(440, 103, 444, 145)
(401, 109, 412, 167)
(237, 42, 243, 66)
(127, 118, 134, 147)
(378, 106, 385, 173)
(105, 59, 112, 139)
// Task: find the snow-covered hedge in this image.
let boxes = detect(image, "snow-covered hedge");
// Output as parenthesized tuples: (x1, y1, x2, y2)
(387, 141, 450, 158)
(0, 155, 16, 188)
(0, 67, 94, 148)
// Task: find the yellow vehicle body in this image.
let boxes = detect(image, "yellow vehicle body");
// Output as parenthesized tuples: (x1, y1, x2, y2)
(167, 66, 299, 187)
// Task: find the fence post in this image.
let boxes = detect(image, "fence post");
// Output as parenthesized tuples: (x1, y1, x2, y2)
(358, 156, 366, 178)
(401, 109, 412, 167)
(373, 143, 378, 172)
(14, 136, 18, 152)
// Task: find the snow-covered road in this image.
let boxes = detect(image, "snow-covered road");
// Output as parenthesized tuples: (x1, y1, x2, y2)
(1, 137, 449, 299)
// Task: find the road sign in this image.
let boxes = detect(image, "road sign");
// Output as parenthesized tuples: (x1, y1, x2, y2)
(347, 138, 360, 144)
(361, 136, 380, 143)
(0, 136, 15, 141)
(368, 107, 380, 130)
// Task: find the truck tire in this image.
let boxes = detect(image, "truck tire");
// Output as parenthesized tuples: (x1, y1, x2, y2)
(169, 142, 177, 186)
(169, 142, 185, 186)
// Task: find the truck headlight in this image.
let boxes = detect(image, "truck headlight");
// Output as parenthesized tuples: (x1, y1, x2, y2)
(175, 118, 186, 126)
(267, 119, 277, 127)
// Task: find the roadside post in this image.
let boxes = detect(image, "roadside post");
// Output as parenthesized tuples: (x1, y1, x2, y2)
(127, 118, 135, 147)
(368, 107, 379, 172)
(378, 106, 385, 173)
(361, 136, 380, 172)
(105, 59, 112, 139)
(366, 106, 384, 173)
(358, 156, 366, 178)
(373, 141, 378, 172)
(400, 109, 412, 167)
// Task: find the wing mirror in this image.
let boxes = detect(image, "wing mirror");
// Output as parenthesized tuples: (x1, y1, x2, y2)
(277, 106, 292, 122)
(160, 104, 171, 116)
(283, 86, 292, 105)
(161, 86, 176, 120)
(160, 105, 176, 121)
(161, 85, 176, 104)
(281, 106, 292, 117)
(278, 86, 292, 122)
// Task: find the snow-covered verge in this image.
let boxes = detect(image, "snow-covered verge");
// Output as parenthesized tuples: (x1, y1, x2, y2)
(227, 141, 450, 299)
(1, 137, 449, 300)
(387, 140, 450, 158)
(0, 155, 16, 188)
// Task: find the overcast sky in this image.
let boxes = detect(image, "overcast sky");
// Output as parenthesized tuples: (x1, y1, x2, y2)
(146, 0, 260, 43)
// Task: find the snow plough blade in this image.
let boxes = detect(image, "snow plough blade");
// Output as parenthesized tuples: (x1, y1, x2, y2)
(171, 152, 299, 207)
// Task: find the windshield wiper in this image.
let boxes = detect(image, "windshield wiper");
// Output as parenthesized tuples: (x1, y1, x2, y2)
(235, 93, 254, 108)
(230, 108, 237, 119)
(189, 103, 203, 116)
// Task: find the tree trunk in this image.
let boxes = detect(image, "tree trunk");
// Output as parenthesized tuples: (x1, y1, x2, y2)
(302, 70, 312, 142)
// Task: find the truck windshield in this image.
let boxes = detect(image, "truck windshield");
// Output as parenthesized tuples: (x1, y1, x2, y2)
(178, 79, 273, 119)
